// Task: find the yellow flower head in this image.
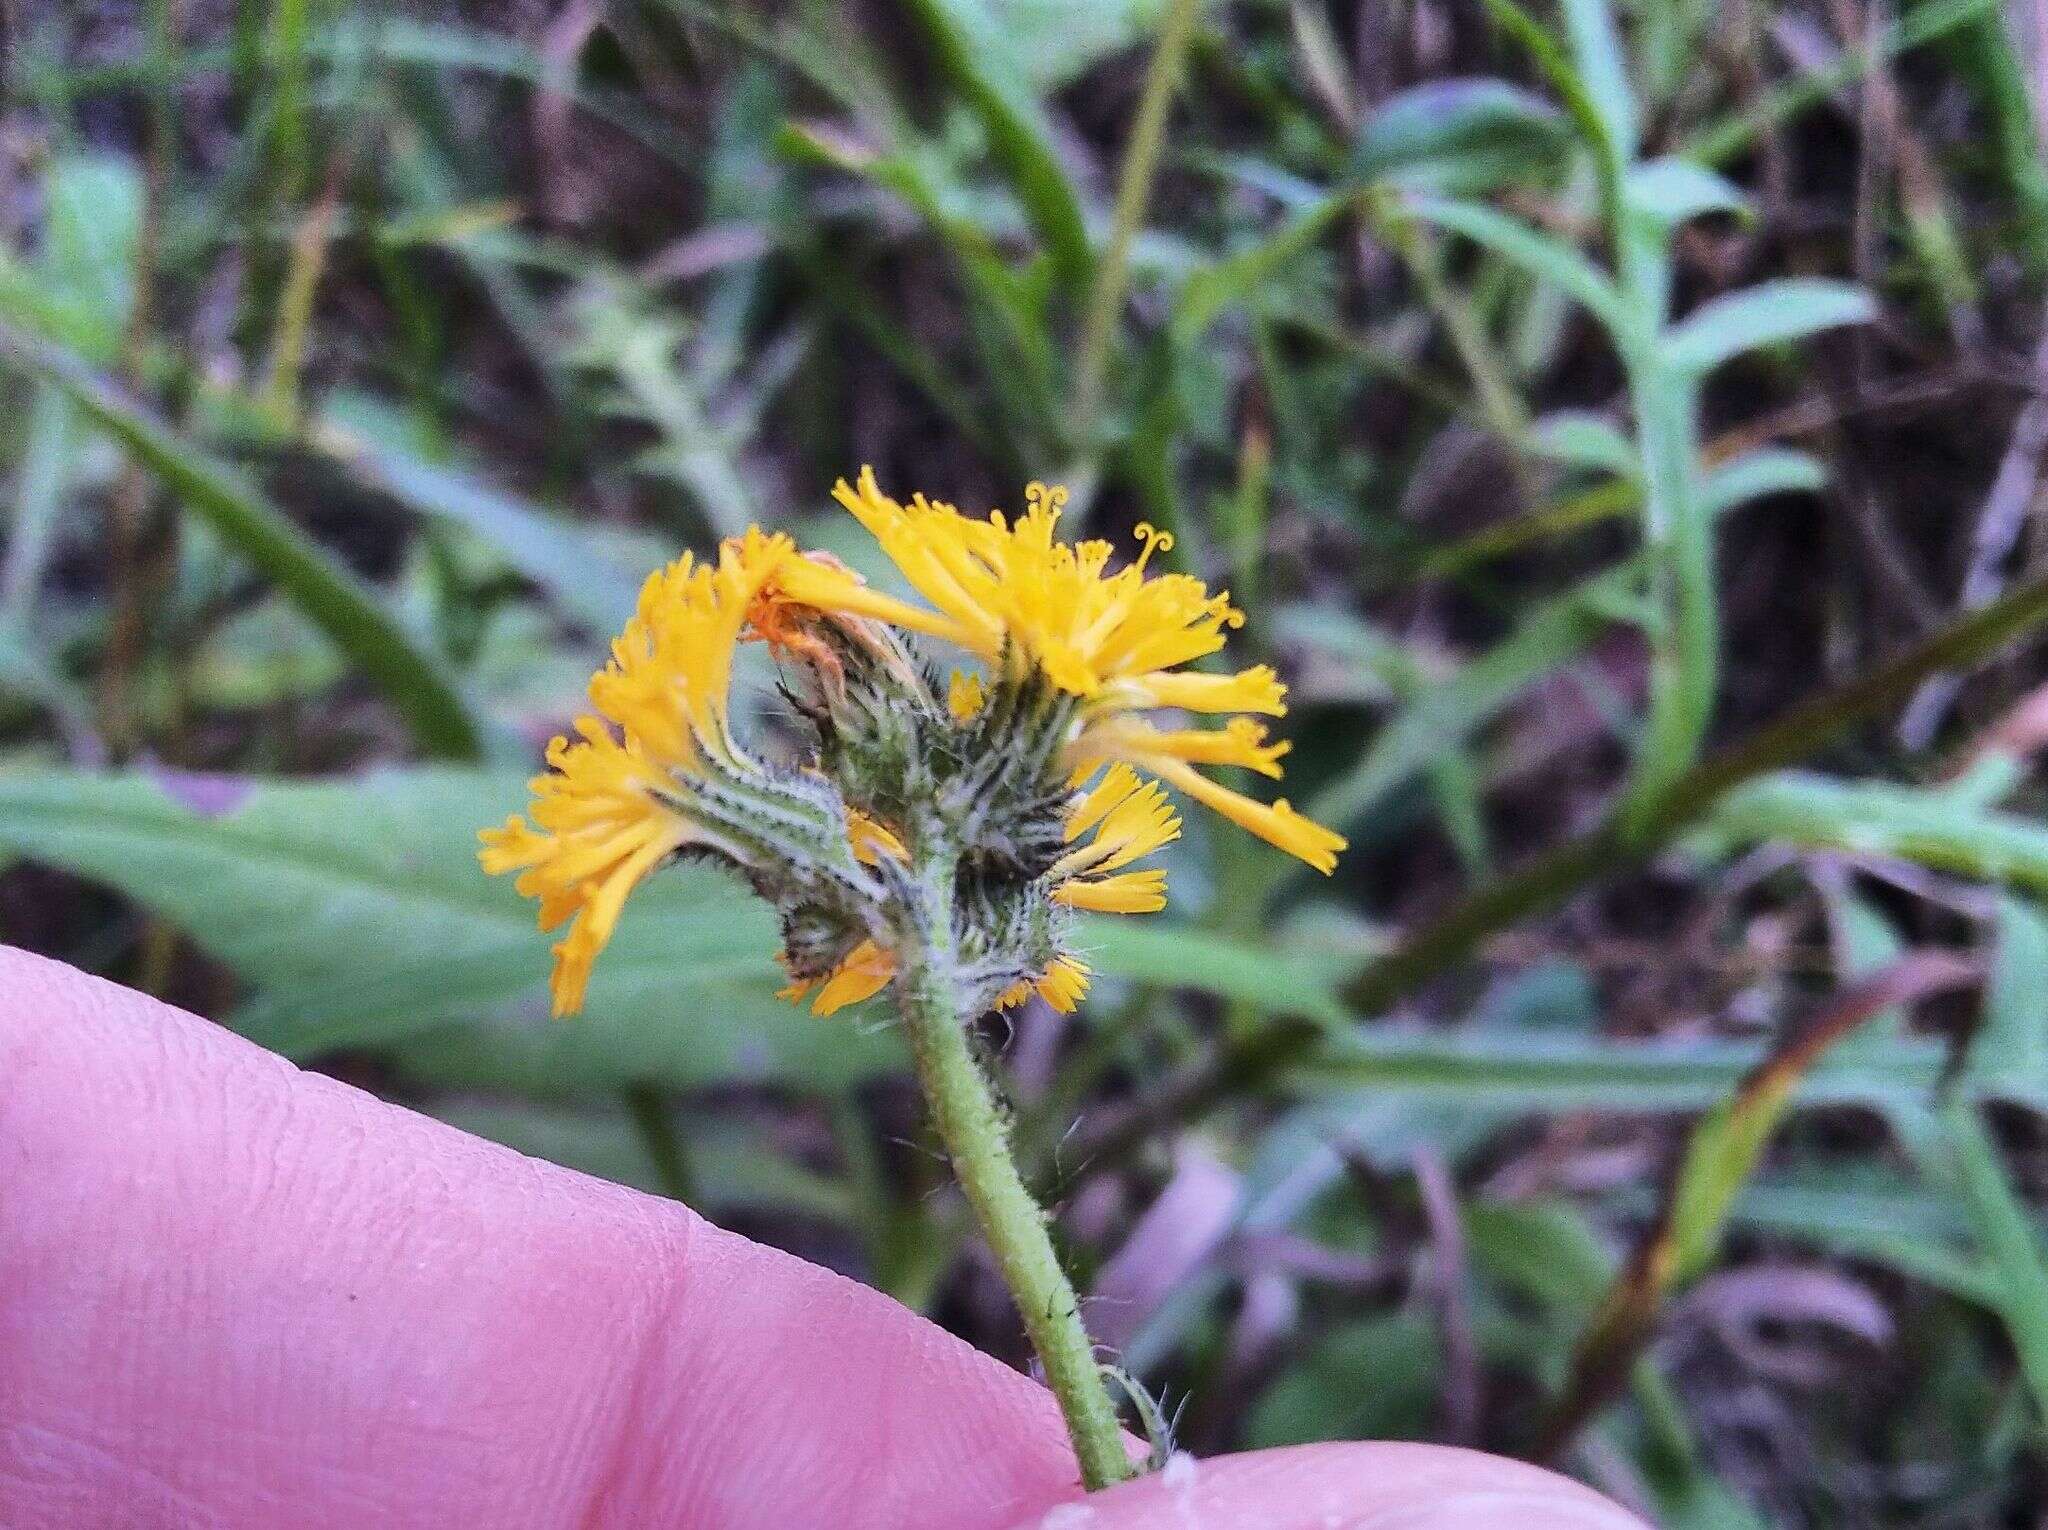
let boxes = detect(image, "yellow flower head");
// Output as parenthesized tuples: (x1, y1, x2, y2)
(775, 468, 1346, 875)
(479, 530, 791, 1015)
(484, 469, 1344, 1024)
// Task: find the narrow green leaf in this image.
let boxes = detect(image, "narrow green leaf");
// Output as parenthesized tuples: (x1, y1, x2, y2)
(1478, 0, 1620, 192)
(1405, 194, 1624, 330)
(1931, 1101, 2048, 1426)
(1975, 898, 2048, 1078)
(777, 123, 1062, 446)
(0, 326, 483, 759)
(40, 152, 145, 362)
(1298, 432, 1818, 850)
(1697, 448, 1824, 515)
(1539, 959, 1971, 1458)
(1305, 562, 1639, 829)
(1556, 0, 1638, 166)
(1528, 410, 1636, 475)
(1950, 0, 2048, 276)
(1172, 191, 1354, 342)
(1268, 606, 1426, 701)
(1, 154, 137, 650)
(901, 0, 1095, 292)
(312, 16, 702, 171)
(1660, 966, 1977, 1269)
(1074, 913, 1352, 1028)
(1349, 79, 1570, 194)
(1731, 1173, 1998, 1305)
(0, 387, 75, 639)
(1708, 771, 2048, 897)
(1287, 1028, 2030, 1114)
(1664, 1093, 1784, 1279)
(1661, 279, 1874, 377)
(985, 0, 1168, 91)
(1825, 890, 1908, 1046)
(1624, 157, 1748, 227)
(1684, 0, 1998, 168)
(313, 410, 643, 634)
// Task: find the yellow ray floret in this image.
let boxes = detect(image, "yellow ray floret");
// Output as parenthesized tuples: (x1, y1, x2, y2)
(774, 467, 1249, 699)
(790, 942, 1097, 1018)
(781, 938, 898, 1017)
(593, 527, 793, 771)
(847, 809, 908, 866)
(1068, 724, 1343, 876)
(479, 531, 791, 1016)
(1049, 764, 1180, 914)
(948, 669, 988, 722)
(1083, 716, 1290, 778)
(1109, 665, 1288, 716)
(995, 955, 1092, 1015)
(776, 468, 1345, 877)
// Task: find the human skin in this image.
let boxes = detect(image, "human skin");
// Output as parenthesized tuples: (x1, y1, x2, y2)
(0, 948, 1647, 1528)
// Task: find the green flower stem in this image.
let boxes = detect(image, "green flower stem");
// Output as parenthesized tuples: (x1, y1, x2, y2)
(893, 847, 1134, 1492)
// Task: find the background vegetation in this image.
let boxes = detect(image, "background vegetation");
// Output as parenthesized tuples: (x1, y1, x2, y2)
(5, 0, 2048, 1521)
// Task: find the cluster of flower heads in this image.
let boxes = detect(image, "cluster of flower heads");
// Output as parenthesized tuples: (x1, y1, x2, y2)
(481, 469, 1346, 1020)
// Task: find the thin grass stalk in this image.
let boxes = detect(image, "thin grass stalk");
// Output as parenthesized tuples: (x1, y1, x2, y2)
(1071, 0, 1199, 444)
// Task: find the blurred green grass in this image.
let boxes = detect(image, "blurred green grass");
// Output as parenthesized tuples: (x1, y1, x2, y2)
(5, 0, 2048, 1520)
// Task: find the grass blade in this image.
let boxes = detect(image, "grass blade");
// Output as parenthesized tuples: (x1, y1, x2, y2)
(1927, 1101, 2048, 1428)
(1706, 771, 2048, 894)
(1404, 194, 1625, 330)
(1171, 191, 1357, 343)
(1661, 279, 1874, 377)
(0, 323, 482, 759)
(900, 0, 1094, 293)
(310, 417, 642, 635)
(1534, 956, 1978, 1458)
(1556, 0, 1638, 167)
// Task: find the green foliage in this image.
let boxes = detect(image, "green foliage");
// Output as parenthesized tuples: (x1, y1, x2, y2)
(0, 325, 484, 759)
(901, 0, 1095, 294)
(1246, 1312, 1441, 1447)
(0, 767, 885, 1088)
(1348, 80, 1571, 194)
(6, 0, 2048, 1509)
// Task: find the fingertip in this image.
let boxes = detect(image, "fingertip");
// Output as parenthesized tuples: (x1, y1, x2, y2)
(1001, 1445, 1648, 1530)
(0, 948, 1081, 1527)
(1, 952, 1651, 1530)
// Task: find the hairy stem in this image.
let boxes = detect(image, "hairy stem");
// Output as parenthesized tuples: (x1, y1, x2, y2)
(894, 846, 1133, 1491)
(1610, 189, 1715, 824)
(1623, 351, 1713, 820)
